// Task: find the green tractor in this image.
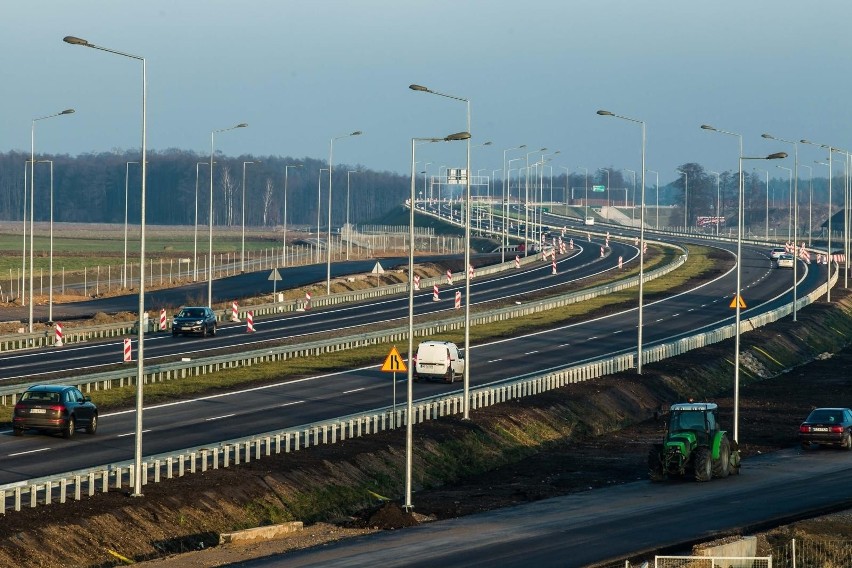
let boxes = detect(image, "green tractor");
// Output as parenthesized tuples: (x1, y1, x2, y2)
(648, 402, 741, 482)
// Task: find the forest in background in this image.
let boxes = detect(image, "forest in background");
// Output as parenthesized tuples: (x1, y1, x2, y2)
(0, 150, 835, 229)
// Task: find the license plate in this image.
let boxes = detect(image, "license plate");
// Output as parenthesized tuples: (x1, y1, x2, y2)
(812, 427, 829, 432)
(182, 326, 193, 331)
(30, 408, 47, 414)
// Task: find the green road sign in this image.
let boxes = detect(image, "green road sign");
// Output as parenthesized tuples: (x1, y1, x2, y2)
(592, 185, 605, 192)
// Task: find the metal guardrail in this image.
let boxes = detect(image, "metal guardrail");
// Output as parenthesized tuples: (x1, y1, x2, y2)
(0, 240, 683, 404)
(0, 242, 830, 514)
(0, 253, 544, 353)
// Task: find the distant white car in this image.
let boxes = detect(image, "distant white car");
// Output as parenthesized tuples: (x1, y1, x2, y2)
(584, 217, 595, 226)
(777, 254, 795, 269)
(769, 247, 786, 260)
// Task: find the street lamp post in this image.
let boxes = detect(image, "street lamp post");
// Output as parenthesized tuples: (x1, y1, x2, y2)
(601, 168, 610, 221)
(702, 123, 744, 235)
(327, 131, 362, 295)
(763, 131, 801, 321)
(523, 148, 547, 255)
(64, 34, 146, 496)
(579, 166, 589, 220)
(282, 164, 302, 267)
(42, 160, 55, 323)
(193, 161, 208, 281)
(410, 83, 474, 420)
(801, 140, 837, 302)
(502, 145, 526, 263)
(124, 161, 139, 288)
(800, 164, 813, 245)
(241, 160, 259, 273)
(29, 108, 74, 333)
(406, 131, 471, 511)
(596, 110, 646, 374)
(508, 158, 526, 238)
(753, 168, 769, 240)
(729, 152, 788, 443)
(776, 165, 793, 240)
(346, 169, 359, 260)
(317, 168, 327, 263)
(676, 169, 688, 230)
(709, 171, 721, 236)
(209, 123, 248, 306)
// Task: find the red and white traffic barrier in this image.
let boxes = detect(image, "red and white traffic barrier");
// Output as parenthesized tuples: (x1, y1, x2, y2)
(54, 322, 63, 347)
(305, 291, 312, 310)
(468, 264, 474, 280)
(634, 237, 639, 246)
(643, 241, 648, 254)
(600, 246, 605, 258)
(618, 256, 623, 270)
(446, 270, 453, 285)
(159, 308, 167, 331)
(454, 291, 461, 309)
(514, 255, 520, 269)
(413, 274, 420, 290)
(123, 338, 132, 363)
(587, 232, 591, 242)
(230, 300, 240, 322)
(551, 258, 557, 275)
(433, 284, 439, 301)
(246, 311, 254, 333)
(569, 239, 574, 250)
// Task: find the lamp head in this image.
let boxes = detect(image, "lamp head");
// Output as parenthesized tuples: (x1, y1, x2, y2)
(483, 141, 493, 146)
(761, 133, 774, 140)
(800, 139, 811, 144)
(351, 130, 362, 136)
(236, 123, 248, 128)
(700, 124, 716, 131)
(767, 152, 788, 160)
(60, 109, 75, 115)
(63, 36, 90, 46)
(409, 84, 430, 92)
(445, 131, 471, 141)
(596, 110, 614, 117)
(519, 144, 527, 149)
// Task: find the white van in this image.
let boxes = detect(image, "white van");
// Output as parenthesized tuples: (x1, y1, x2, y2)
(413, 340, 465, 383)
(584, 217, 595, 226)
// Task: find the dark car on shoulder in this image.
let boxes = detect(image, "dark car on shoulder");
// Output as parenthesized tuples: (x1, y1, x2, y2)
(799, 407, 852, 450)
(172, 306, 217, 337)
(13, 385, 98, 438)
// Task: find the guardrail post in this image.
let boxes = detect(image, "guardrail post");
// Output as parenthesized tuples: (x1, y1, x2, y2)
(74, 476, 81, 501)
(189, 452, 196, 474)
(29, 485, 37, 508)
(254, 439, 261, 460)
(59, 479, 67, 503)
(285, 433, 291, 453)
(275, 434, 282, 454)
(45, 481, 52, 505)
(14, 487, 21, 511)
(166, 457, 173, 479)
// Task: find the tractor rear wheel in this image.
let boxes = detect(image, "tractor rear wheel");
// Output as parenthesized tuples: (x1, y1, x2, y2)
(712, 436, 731, 478)
(648, 445, 665, 481)
(694, 447, 712, 482)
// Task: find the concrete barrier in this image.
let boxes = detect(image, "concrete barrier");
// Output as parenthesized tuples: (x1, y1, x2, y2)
(219, 521, 304, 544)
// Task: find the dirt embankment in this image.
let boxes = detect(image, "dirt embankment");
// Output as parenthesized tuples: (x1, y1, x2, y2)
(3, 294, 852, 567)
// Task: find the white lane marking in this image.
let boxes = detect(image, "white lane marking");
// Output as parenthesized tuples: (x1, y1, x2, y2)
(342, 388, 365, 394)
(487, 359, 503, 364)
(612, 330, 623, 334)
(206, 413, 236, 421)
(117, 429, 152, 437)
(524, 350, 539, 355)
(279, 401, 305, 407)
(587, 337, 598, 341)
(9, 447, 51, 457)
(558, 343, 570, 347)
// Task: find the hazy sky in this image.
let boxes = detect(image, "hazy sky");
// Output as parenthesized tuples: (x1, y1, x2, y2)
(3, 0, 851, 188)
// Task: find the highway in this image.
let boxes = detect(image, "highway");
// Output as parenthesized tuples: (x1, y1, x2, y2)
(0, 232, 823, 486)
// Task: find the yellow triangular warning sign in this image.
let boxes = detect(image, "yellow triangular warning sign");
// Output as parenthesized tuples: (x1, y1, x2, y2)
(729, 295, 747, 309)
(381, 346, 407, 373)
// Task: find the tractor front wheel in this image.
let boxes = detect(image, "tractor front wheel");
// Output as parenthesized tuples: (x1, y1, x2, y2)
(694, 447, 713, 482)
